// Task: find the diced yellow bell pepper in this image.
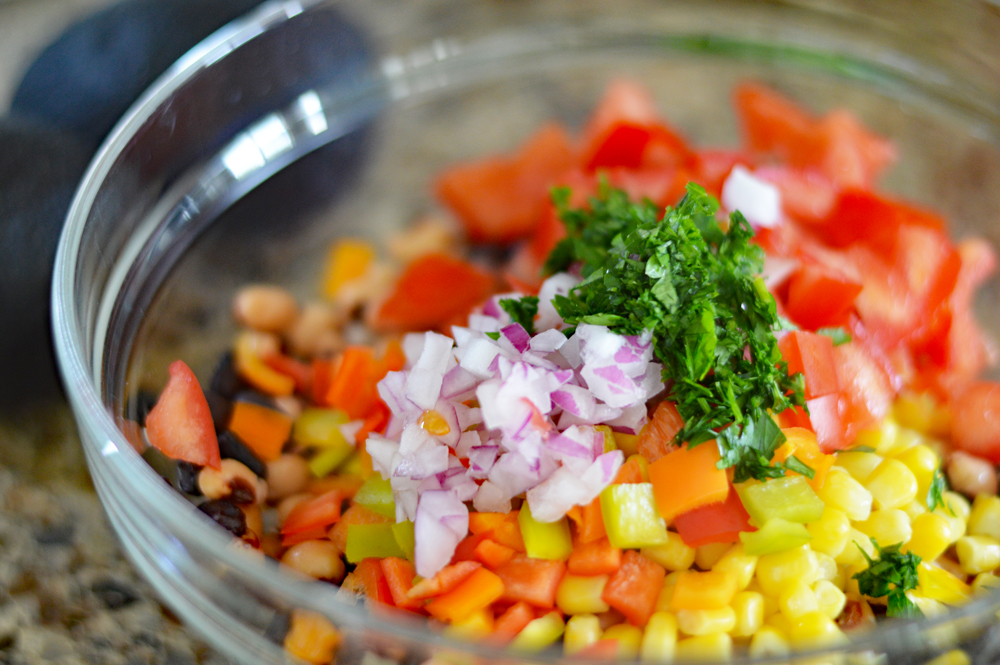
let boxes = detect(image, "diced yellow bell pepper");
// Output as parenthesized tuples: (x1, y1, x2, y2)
(510, 611, 565, 651)
(736, 475, 825, 525)
(353, 475, 395, 519)
(518, 503, 573, 560)
(600, 482, 670, 549)
(344, 523, 406, 562)
(739, 518, 812, 556)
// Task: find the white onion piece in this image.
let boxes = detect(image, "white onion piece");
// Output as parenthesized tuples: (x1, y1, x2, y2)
(414, 490, 469, 578)
(530, 328, 568, 353)
(473, 480, 511, 514)
(722, 165, 782, 228)
(459, 337, 502, 379)
(536, 273, 579, 331)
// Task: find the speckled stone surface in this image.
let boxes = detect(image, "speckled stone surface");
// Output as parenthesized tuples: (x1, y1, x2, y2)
(0, 410, 228, 665)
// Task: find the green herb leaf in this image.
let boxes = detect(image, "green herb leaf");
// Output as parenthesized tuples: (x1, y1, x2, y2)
(817, 327, 852, 346)
(926, 467, 952, 514)
(547, 182, 806, 480)
(499, 296, 539, 336)
(485, 332, 501, 341)
(852, 538, 923, 619)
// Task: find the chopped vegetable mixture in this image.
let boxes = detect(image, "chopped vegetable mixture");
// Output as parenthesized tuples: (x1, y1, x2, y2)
(136, 80, 1000, 664)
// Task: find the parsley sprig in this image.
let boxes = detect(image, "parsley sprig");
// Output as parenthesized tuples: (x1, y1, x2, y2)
(499, 296, 539, 335)
(853, 538, 923, 619)
(544, 182, 806, 480)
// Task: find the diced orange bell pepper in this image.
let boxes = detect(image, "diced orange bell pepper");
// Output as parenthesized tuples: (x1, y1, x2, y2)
(648, 440, 729, 523)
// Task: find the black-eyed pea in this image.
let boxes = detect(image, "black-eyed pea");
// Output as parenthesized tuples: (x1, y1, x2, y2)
(274, 395, 304, 421)
(233, 284, 299, 333)
(198, 459, 268, 505)
(278, 493, 312, 526)
(235, 329, 282, 359)
(386, 216, 457, 262)
(267, 454, 312, 501)
(947, 451, 998, 498)
(281, 540, 346, 582)
(260, 533, 284, 560)
(287, 302, 343, 358)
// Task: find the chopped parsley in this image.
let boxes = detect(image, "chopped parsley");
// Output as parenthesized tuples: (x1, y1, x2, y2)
(545, 182, 806, 480)
(500, 296, 539, 335)
(817, 327, 852, 346)
(926, 467, 952, 514)
(853, 538, 923, 619)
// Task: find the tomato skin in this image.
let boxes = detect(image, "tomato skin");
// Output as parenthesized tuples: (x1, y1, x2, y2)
(951, 382, 1000, 463)
(818, 189, 945, 253)
(833, 341, 894, 445)
(784, 264, 862, 331)
(672, 485, 754, 548)
(145, 360, 221, 469)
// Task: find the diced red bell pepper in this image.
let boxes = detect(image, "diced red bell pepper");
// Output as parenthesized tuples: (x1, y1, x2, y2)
(601, 550, 665, 626)
(354, 558, 394, 606)
(778, 330, 841, 400)
(673, 485, 755, 548)
(145, 360, 221, 470)
(281, 489, 344, 537)
(494, 554, 566, 609)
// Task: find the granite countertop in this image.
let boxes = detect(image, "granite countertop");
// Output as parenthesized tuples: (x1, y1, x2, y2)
(0, 1, 226, 663)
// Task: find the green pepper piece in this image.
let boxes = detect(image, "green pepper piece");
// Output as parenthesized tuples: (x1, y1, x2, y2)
(293, 408, 350, 447)
(392, 520, 415, 561)
(353, 475, 396, 519)
(736, 475, 825, 525)
(739, 518, 812, 556)
(600, 482, 670, 549)
(518, 503, 573, 560)
(345, 523, 406, 562)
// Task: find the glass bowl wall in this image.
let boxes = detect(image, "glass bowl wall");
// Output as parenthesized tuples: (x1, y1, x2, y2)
(52, 1, 1000, 663)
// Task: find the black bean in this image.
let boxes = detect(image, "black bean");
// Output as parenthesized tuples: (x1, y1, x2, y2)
(263, 611, 291, 645)
(126, 389, 158, 427)
(174, 461, 202, 496)
(218, 431, 267, 480)
(34, 523, 75, 546)
(91, 578, 139, 610)
(198, 499, 246, 537)
(209, 352, 245, 399)
(205, 390, 232, 433)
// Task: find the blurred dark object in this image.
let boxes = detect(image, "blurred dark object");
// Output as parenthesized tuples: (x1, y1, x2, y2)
(10, 0, 267, 150)
(0, 120, 90, 408)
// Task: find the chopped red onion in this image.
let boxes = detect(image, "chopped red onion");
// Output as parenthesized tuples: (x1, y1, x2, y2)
(414, 489, 469, 577)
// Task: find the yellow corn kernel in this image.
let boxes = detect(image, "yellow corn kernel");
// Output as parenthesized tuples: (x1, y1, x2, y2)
(602, 623, 643, 659)
(813, 580, 847, 619)
(972, 572, 1000, 596)
(956, 535, 1000, 576)
(865, 459, 918, 510)
(564, 614, 602, 655)
(695, 542, 732, 570)
(763, 611, 793, 635)
(814, 552, 838, 582)
(674, 633, 733, 662)
(676, 607, 737, 636)
(895, 443, 938, 499)
(712, 543, 757, 590)
(882, 425, 923, 457)
(655, 571, 680, 612)
(819, 468, 873, 521)
(670, 570, 739, 611)
(640, 612, 678, 662)
(744, 579, 779, 616)
(909, 592, 948, 618)
(641, 532, 696, 571)
(556, 574, 609, 615)
(843, 563, 866, 599)
(444, 609, 493, 641)
(835, 528, 876, 567)
(904, 512, 953, 562)
(856, 509, 912, 548)
(779, 580, 819, 620)
(924, 649, 971, 665)
(755, 545, 819, 597)
(935, 492, 971, 544)
(788, 611, 847, 649)
(835, 451, 884, 484)
(917, 563, 972, 604)
(853, 417, 898, 453)
(967, 494, 1000, 540)
(893, 390, 951, 437)
(807, 506, 851, 558)
(748, 625, 790, 658)
(902, 499, 928, 521)
(284, 610, 341, 665)
(729, 591, 764, 638)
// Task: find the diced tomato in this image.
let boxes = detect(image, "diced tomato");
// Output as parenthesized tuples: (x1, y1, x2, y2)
(951, 382, 1000, 463)
(778, 330, 841, 400)
(584, 121, 691, 173)
(733, 82, 824, 169)
(756, 166, 838, 223)
(354, 558, 394, 606)
(373, 253, 496, 332)
(566, 537, 622, 576)
(804, 393, 847, 453)
(817, 189, 946, 252)
(489, 601, 535, 644)
(580, 78, 662, 152)
(637, 400, 683, 462)
(145, 360, 221, 469)
(833, 341, 894, 445)
(690, 149, 751, 197)
(784, 263, 863, 331)
(672, 485, 754, 548)
(435, 123, 575, 244)
(815, 109, 896, 189)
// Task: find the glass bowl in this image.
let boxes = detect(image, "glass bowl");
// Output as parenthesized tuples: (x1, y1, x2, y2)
(51, 0, 1000, 663)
